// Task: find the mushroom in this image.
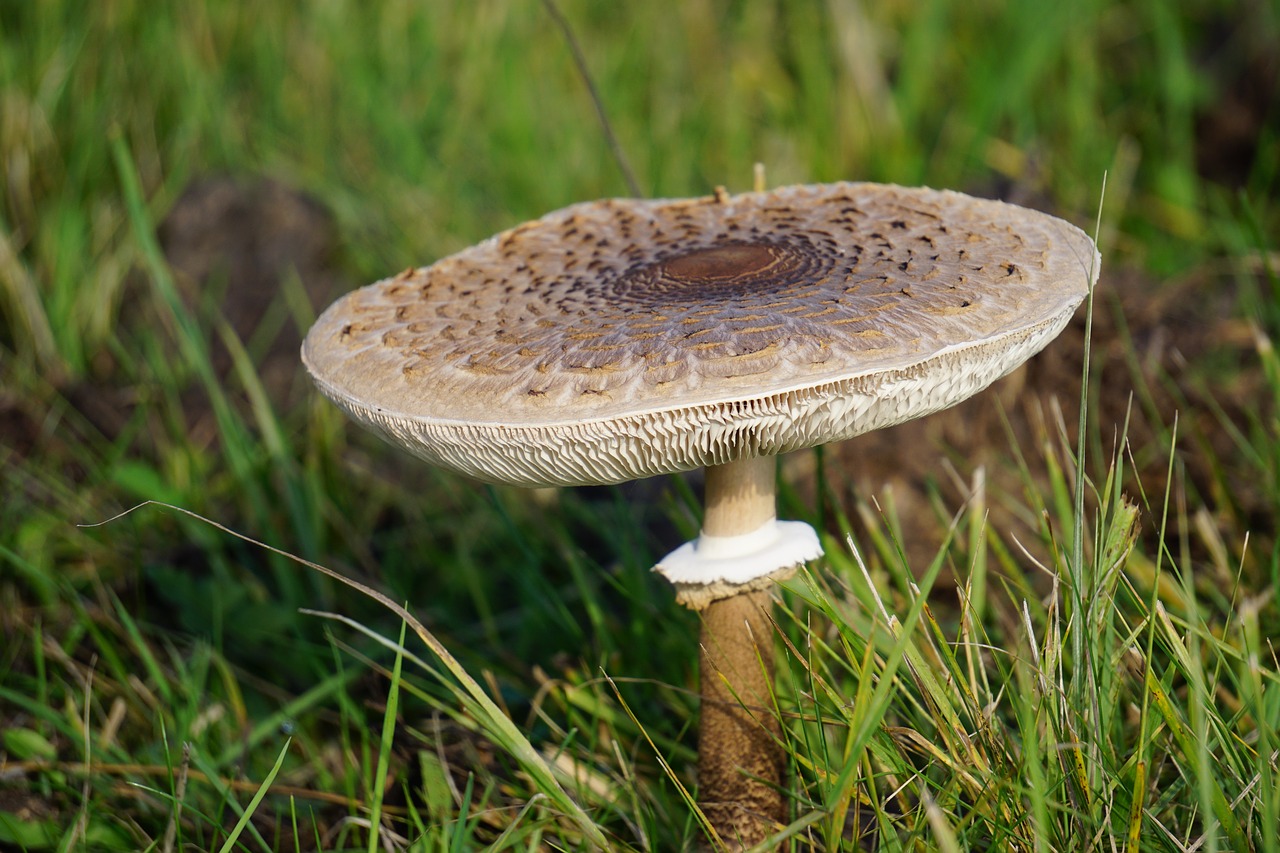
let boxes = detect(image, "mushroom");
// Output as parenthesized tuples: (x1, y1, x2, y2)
(302, 182, 1099, 847)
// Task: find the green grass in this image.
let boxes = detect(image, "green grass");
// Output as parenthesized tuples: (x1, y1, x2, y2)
(3, 0, 1279, 849)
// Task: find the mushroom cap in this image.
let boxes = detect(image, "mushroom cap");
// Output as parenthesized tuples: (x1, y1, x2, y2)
(303, 182, 1099, 487)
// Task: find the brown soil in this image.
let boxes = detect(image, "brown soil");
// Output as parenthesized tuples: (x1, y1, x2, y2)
(158, 175, 348, 400)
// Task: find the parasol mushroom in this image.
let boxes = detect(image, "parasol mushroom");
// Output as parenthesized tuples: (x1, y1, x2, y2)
(302, 182, 1099, 847)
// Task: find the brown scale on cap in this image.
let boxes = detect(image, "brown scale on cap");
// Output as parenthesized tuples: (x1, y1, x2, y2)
(303, 182, 1097, 487)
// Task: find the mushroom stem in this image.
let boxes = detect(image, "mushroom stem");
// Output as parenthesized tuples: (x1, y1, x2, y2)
(697, 456, 785, 847)
(703, 455, 777, 536)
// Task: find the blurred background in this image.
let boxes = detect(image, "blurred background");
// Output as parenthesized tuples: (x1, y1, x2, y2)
(2, 0, 1277, 848)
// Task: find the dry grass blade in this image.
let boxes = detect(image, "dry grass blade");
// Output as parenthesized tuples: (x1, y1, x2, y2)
(539, 0, 642, 197)
(82, 501, 610, 850)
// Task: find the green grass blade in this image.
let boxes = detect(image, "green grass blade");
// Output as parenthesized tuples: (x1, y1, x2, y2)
(215, 738, 292, 853)
(98, 501, 610, 849)
(365, 618, 406, 853)
(1143, 647, 1248, 851)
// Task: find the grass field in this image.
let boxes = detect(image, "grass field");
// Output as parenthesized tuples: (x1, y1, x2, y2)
(2, 0, 1279, 849)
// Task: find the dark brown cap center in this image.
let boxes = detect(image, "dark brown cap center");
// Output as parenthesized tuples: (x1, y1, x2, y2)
(659, 243, 778, 282)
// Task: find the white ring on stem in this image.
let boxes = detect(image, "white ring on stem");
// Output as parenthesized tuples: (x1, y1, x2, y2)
(654, 519, 823, 585)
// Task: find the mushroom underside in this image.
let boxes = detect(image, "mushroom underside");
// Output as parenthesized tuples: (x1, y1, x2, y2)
(309, 309, 1073, 488)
